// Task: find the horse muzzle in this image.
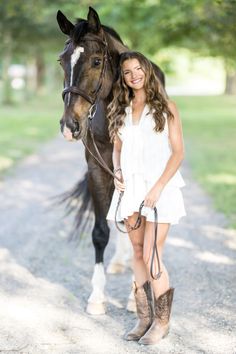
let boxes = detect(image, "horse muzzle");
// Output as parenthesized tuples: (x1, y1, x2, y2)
(62, 125, 75, 141)
(60, 118, 81, 141)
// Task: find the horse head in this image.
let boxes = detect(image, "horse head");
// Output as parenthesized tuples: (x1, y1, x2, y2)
(57, 7, 124, 141)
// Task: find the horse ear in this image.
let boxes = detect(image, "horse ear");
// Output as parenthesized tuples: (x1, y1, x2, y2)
(87, 7, 101, 33)
(57, 10, 75, 36)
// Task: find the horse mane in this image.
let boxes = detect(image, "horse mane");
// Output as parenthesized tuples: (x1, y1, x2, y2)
(72, 18, 124, 44)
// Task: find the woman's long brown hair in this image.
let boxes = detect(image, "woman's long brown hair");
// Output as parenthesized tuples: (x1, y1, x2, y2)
(107, 51, 173, 142)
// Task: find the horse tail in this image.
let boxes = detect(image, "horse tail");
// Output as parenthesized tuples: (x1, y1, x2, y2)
(57, 173, 94, 242)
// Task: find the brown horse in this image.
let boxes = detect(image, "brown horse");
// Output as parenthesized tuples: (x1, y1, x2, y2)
(57, 6, 165, 314)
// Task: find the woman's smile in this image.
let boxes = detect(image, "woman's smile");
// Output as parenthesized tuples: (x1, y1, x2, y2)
(131, 78, 143, 84)
(122, 58, 146, 90)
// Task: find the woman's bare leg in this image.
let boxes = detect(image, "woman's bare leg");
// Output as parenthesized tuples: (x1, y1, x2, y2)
(124, 213, 153, 341)
(126, 213, 148, 285)
(143, 222, 170, 297)
(139, 222, 175, 345)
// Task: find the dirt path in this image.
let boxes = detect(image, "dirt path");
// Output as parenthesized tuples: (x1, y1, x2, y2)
(0, 136, 235, 354)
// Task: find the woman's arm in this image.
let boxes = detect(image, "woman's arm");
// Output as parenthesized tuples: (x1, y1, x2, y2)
(113, 134, 122, 172)
(156, 100, 185, 189)
(144, 101, 184, 208)
(113, 134, 125, 192)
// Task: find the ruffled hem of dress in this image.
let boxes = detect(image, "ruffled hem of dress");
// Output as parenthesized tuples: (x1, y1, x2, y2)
(106, 177, 186, 225)
(107, 207, 186, 225)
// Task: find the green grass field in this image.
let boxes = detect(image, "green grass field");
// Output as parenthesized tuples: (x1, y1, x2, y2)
(0, 94, 62, 176)
(174, 95, 236, 228)
(0, 94, 235, 227)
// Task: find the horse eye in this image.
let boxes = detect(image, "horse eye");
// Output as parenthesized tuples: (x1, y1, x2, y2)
(93, 58, 102, 67)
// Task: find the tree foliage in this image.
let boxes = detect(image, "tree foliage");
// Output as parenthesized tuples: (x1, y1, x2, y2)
(1, 0, 235, 61)
(98, 0, 236, 60)
(1, 0, 236, 101)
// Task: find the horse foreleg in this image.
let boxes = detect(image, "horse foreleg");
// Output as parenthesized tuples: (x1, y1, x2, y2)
(86, 218, 109, 315)
(107, 222, 136, 312)
(106, 221, 133, 274)
(126, 274, 137, 312)
(87, 263, 106, 315)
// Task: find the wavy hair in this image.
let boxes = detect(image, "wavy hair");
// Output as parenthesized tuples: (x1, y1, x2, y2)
(107, 51, 173, 142)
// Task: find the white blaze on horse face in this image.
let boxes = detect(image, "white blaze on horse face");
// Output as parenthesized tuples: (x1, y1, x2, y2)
(67, 46, 84, 106)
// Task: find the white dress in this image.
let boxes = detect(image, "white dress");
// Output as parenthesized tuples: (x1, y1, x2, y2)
(106, 104, 186, 224)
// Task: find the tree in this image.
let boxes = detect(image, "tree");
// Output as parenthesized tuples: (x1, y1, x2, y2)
(0, 0, 88, 103)
(1, 0, 235, 102)
(0, 1, 46, 103)
(99, 0, 236, 94)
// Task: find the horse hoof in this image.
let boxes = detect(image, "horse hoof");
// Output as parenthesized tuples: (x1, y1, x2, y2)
(86, 302, 106, 315)
(106, 262, 126, 274)
(126, 299, 136, 313)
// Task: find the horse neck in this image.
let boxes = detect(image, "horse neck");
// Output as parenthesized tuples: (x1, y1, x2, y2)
(91, 99, 110, 142)
(101, 32, 128, 105)
(105, 32, 128, 55)
(91, 33, 127, 141)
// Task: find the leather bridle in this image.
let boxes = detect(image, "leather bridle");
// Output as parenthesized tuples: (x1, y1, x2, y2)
(62, 33, 111, 106)
(61, 32, 119, 180)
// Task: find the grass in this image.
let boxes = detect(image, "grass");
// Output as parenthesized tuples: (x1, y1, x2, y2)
(174, 95, 236, 228)
(0, 93, 63, 176)
(0, 93, 235, 228)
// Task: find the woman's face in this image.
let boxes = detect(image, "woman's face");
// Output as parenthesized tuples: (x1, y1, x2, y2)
(122, 58, 146, 91)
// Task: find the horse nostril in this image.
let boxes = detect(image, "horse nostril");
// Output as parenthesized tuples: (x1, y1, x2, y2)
(73, 130, 81, 138)
(72, 119, 80, 133)
(71, 119, 81, 139)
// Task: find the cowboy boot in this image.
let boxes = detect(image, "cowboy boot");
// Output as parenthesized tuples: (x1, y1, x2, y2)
(124, 281, 154, 341)
(138, 287, 174, 345)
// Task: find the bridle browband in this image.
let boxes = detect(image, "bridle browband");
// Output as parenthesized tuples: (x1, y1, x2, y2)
(61, 31, 162, 281)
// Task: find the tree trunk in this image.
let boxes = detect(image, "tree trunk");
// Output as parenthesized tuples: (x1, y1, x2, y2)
(224, 59, 236, 95)
(25, 58, 37, 100)
(2, 32, 13, 105)
(225, 71, 236, 95)
(35, 53, 45, 94)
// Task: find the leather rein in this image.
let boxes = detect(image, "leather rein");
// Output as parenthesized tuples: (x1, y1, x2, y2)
(62, 33, 161, 280)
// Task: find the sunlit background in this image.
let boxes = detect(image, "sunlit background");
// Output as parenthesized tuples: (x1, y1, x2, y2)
(0, 0, 235, 226)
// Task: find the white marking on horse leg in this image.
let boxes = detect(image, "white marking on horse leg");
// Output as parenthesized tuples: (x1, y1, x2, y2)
(67, 46, 84, 106)
(107, 221, 133, 274)
(86, 263, 106, 315)
(126, 275, 137, 312)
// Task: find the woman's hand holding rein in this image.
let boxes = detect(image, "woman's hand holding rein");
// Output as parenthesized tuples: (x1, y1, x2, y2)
(114, 169, 125, 192)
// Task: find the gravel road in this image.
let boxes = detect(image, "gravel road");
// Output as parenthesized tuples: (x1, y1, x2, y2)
(0, 135, 235, 354)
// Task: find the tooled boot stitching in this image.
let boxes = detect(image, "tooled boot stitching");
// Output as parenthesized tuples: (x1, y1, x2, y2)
(124, 281, 154, 341)
(138, 287, 174, 345)
(156, 288, 174, 324)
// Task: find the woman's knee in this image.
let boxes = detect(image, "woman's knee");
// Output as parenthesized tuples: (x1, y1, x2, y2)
(126, 212, 143, 229)
(127, 214, 145, 261)
(132, 242, 144, 261)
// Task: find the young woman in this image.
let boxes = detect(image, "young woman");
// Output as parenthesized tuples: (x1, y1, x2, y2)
(106, 51, 186, 345)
